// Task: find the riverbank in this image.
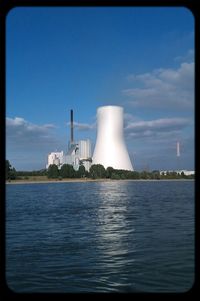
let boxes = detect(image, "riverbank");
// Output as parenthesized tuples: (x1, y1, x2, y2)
(6, 178, 113, 184)
(6, 178, 194, 185)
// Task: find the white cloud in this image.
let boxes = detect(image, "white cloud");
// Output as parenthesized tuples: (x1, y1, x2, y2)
(6, 117, 57, 131)
(123, 61, 194, 110)
(6, 117, 97, 170)
(66, 121, 96, 131)
(6, 117, 59, 150)
(174, 49, 194, 62)
(125, 117, 191, 139)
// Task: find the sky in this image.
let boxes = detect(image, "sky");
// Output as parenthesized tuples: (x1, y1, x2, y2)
(6, 6, 195, 171)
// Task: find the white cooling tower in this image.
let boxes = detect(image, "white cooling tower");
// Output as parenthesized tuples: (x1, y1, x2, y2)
(92, 106, 133, 171)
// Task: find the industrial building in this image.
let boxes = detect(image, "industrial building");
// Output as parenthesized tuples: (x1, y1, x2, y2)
(159, 170, 195, 176)
(46, 110, 92, 171)
(46, 106, 134, 172)
(46, 151, 65, 169)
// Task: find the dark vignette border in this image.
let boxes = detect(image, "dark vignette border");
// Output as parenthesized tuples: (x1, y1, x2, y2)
(0, 0, 198, 299)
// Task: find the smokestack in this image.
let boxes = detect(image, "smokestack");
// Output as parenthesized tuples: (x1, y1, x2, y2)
(70, 109, 74, 143)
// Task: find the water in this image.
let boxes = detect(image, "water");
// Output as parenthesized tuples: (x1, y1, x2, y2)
(6, 180, 194, 293)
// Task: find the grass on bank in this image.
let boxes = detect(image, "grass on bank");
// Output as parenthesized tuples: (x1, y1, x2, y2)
(7, 175, 50, 182)
(6, 175, 97, 183)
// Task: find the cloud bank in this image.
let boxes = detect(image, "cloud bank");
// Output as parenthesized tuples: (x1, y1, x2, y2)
(123, 61, 194, 110)
(66, 121, 96, 131)
(174, 49, 194, 63)
(125, 117, 191, 139)
(6, 117, 59, 151)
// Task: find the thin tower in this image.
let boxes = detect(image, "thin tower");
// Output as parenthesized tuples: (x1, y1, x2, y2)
(70, 109, 74, 144)
(176, 141, 180, 171)
(177, 141, 180, 157)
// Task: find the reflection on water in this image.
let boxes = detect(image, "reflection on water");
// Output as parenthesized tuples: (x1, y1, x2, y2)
(96, 183, 135, 254)
(6, 181, 194, 292)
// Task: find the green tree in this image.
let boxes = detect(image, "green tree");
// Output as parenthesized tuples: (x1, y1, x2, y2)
(106, 166, 114, 178)
(140, 171, 149, 179)
(89, 164, 106, 179)
(6, 160, 17, 180)
(9, 168, 17, 180)
(6, 160, 11, 180)
(47, 164, 59, 178)
(120, 173, 126, 179)
(78, 165, 86, 178)
(181, 171, 185, 178)
(85, 170, 89, 178)
(111, 173, 120, 180)
(131, 171, 140, 179)
(60, 164, 75, 178)
(152, 170, 161, 180)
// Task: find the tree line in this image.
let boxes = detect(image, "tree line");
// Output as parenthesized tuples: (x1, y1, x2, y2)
(6, 160, 17, 180)
(6, 160, 194, 181)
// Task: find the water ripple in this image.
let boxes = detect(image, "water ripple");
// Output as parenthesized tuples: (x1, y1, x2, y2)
(6, 180, 194, 293)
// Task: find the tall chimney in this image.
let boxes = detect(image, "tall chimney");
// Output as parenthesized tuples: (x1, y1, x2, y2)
(70, 109, 74, 144)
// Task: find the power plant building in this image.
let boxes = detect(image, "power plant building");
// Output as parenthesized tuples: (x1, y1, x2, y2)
(46, 151, 64, 169)
(46, 106, 133, 172)
(46, 110, 92, 171)
(78, 139, 92, 172)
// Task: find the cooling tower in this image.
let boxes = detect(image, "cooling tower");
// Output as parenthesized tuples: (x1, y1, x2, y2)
(92, 106, 133, 171)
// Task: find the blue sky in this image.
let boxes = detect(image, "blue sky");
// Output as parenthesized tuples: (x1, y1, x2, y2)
(6, 6, 195, 171)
